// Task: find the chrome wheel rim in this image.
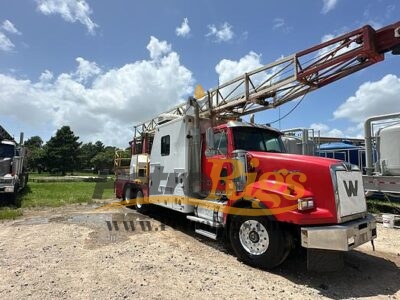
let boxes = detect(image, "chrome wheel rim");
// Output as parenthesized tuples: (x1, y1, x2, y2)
(239, 220, 269, 255)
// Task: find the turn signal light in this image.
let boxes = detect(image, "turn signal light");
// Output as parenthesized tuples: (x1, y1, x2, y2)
(298, 198, 314, 211)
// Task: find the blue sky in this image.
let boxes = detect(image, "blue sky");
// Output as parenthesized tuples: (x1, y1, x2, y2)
(0, 0, 399, 147)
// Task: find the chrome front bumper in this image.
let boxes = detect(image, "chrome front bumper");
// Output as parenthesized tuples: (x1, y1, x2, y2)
(301, 214, 377, 251)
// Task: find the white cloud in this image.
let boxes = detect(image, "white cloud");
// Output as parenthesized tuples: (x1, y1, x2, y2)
(176, 18, 190, 38)
(215, 51, 263, 84)
(213, 52, 293, 103)
(334, 74, 400, 123)
(1, 20, 21, 35)
(0, 37, 193, 147)
(272, 17, 292, 33)
(321, 0, 338, 14)
(310, 123, 344, 137)
(317, 29, 359, 60)
(146, 36, 172, 60)
(0, 32, 14, 52)
(273, 18, 285, 30)
(35, 0, 98, 34)
(213, 51, 267, 101)
(74, 57, 101, 83)
(206, 22, 234, 42)
(39, 70, 54, 82)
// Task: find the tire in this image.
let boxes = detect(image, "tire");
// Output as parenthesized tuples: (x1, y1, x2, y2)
(10, 184, 21, 208)
(229, 215, 290, 269)
(135, 190, 150, 214)
(24, 173, 29, 188)
(123, 185, 136, 209)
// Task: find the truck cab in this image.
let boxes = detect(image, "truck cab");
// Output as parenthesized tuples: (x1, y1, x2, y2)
(201, 121, 376, 269)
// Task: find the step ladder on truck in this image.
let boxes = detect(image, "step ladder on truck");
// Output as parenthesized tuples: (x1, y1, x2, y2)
(114, 21, 400, 270)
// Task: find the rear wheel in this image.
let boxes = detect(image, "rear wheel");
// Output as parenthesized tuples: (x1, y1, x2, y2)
(135, 190, 150, 214)
(123, 185, 136, 208)
(229, 215, 290, 269)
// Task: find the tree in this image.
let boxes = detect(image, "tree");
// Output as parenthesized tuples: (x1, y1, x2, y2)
(94, 141, 105, 152)
(90, 146, 116, 172)
(78, 140, 106, 170)
(43, 126, 81, 175)
(24, 136, 43, 149)
(24, 136, 44, 172)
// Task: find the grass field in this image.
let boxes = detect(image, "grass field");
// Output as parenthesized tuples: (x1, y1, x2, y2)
(0, 208, 23, 220)
(21, 181, 115, 208)
(367, 198, 400, 215)
(0, 179, 115, 219)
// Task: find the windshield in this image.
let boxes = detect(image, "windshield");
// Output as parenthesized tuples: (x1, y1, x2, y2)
(232, 127, 285, 153)
(0, 144, 15, 158)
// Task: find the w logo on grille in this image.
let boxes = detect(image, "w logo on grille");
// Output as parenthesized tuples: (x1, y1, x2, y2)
(343, 180, 358, 197)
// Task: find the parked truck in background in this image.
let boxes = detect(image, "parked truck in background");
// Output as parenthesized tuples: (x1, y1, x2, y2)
(0, 126, 28, 207)
(115, 21, 400, 270)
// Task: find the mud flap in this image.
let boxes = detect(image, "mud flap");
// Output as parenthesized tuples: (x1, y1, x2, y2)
(307, 249, 344, 272)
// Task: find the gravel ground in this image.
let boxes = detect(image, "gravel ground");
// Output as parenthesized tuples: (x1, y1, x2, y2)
(0, 201, 399, 299)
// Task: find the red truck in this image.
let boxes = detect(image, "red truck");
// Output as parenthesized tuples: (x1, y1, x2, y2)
(115, 21, 400, 269)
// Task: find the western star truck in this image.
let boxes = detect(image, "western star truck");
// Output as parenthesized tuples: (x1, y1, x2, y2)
(115, 21, 400, 270)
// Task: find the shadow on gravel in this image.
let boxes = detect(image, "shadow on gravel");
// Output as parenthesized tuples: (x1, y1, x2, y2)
(141, 205, 228, 251)
(273, 249, 400, 299)
(136, 205, 399, 299)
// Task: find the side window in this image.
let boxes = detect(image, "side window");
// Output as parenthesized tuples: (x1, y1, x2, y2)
(214, 131, 227, 155)
(161, 135, 170, 156)
(266, 138, 281, 152)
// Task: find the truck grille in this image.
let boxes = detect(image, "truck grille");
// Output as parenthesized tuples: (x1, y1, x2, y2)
(0, 178, 13, 184)
(331, 163, 367, 223)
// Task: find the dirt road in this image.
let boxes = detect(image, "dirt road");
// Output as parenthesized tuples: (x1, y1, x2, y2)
(0, 201, 399, 299)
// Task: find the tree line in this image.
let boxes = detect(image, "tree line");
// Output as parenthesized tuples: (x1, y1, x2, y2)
(24, 126, 128, 175)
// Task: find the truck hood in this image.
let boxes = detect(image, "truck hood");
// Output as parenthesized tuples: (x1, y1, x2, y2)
(246, 151, 342, 224)
(0, 158, 12, 176)
(248, 151, 340, 171)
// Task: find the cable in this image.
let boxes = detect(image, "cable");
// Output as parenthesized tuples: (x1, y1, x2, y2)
(269, 90, 309, 125)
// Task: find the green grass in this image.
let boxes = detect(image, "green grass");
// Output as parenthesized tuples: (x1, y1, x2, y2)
(0, 208, 23, 220)
(21, 181, 115, 208)
(367, 199, 400, 215)
(0, 180, 115, 219)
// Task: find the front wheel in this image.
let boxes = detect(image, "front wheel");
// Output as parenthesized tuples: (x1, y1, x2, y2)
(229, 215, 290, 269)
